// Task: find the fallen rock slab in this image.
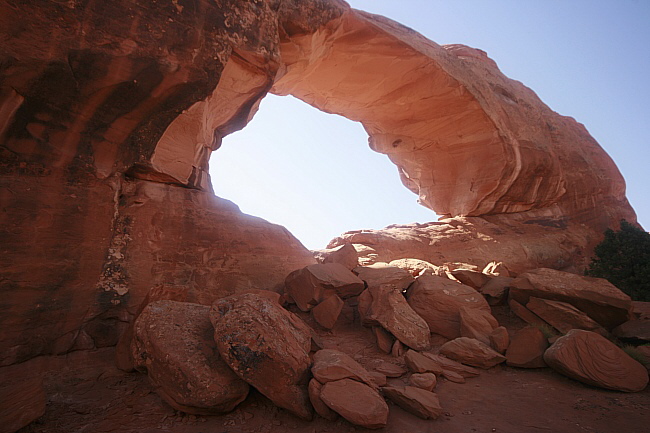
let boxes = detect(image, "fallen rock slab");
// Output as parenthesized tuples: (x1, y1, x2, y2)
(509, 268, 633, 328)
(210, 294, 312, 419)
(308, 379, 337, 421)
(358, 285, 430, 350)
(312, 349, 377, 389)
(459, 306, 498, 345)
(481, 276, 514, 305)
(312, 294, 344, 330)
(505, 326, 549, 368)
(613, 319, 650, 342)
(372, 326, 395, 354)
(405, 350, 443, 375)
(285, 263, 365, 311)
(132, 301, 249, 415)
(314, 244, 359, 270)
(353, 264, 415, 291)
(388, 258, 443, 277)
(421, 353, 480, 378)
(320, 379, 389, 429)
(382, 386, 444, 420)
(526, 297, 603, 334)
(407, 275, 490, 339)
(544, 329, 649, 392)
(451, 269, 492, 289)
(508, 299, 548, 327)
(439, 337, 506, 369)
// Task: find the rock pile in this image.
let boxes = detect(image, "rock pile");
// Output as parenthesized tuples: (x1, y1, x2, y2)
(122, 259, 648, 430)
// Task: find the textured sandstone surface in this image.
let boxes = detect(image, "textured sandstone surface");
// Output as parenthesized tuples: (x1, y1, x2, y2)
(210, 294, 313, 419)
(131, 301, 249, 414)
(382, 386, 444, 420)
(319, 379, 389, 429)
(544, 329, 649, 392)
(440, 337, 507, 369)
(505, 326, 549, 369)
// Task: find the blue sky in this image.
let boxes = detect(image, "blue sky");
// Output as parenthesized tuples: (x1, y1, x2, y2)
(211, 0, 650, 250)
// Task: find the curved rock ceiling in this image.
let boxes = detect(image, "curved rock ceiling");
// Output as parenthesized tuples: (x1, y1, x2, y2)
(0, 0, 637, 364)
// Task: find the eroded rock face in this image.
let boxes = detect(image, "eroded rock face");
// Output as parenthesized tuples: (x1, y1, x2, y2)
(210, 294, 313, 419)
(131, 301, 249, 415)
(0, 0, 638, 368)
(544, 329, 649, 392)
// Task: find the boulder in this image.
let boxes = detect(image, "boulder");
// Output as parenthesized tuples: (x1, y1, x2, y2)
(311, 294, 344, 330)
(210, 294, 312, 419)
(509, 268, 633, 328)
(439, 337, 506, 369)
(314, 244, 359, 270)
(459, 306, 498, 345)
(481, 276, 514, 305)
(308, 379, 337, 421)
(508, 299, 548, 327)
(632, 301, 650, 320)
(613, 319, 650, 342)
(409, 372, 437, 391)
(132, 301, 249, 414)
(285, 263, 365, 312)
(353, 264, 415, 291)
(382, 386, 444, 420)
(372, 326, 395, 354)
(489, 326, 510, 354)
(115, 284, 189, 372)
(0, 374, 46, 433)
(312, 349, 377, 389)
(404, 350, 443, 375)
(505, 326, 549, 368)
(388, 258, 443, 277)
(320, 379, 389, 429)
(421, 353, 481, 378)
(358, 285, 430, 350)
(407, 275, 490, 339)
(526, 297, 603, 334)
(544, 329, 649, 392)
(451, 269, 492, 290)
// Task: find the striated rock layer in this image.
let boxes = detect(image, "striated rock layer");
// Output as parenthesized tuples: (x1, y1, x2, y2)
(0, 0, 637, 365)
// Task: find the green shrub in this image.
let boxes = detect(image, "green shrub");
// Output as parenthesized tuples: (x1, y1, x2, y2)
(586, 220, 650, 301)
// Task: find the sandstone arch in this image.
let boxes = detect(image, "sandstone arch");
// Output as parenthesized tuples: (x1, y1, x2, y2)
(0, 0, 636, 364)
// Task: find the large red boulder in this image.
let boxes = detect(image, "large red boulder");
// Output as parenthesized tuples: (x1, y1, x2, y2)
(505, 326, 549, 368)
(314, 244, 359, 270)
(459, 306, 498, 345)
(509, 268, 633, 328)
(131, 301, 249, 414)
(285, 263, 365, 312)
(407, 275, 490, 339)
(210, 294, 313, 419)
(544, 329, 649, 392)
(311, 349, 377, 389)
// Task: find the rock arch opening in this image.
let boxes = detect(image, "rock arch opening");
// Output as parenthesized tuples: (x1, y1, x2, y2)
(209, 94, 438, 250)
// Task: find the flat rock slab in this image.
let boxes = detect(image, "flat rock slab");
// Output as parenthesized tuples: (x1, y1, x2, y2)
(285, 263, 365, 311)
(422, 353, 480, 378)
(440, 337, 506, 369)
(320, 379, 389, 429)
(510, 268, 632, 328)
(527, 297, 602, 334)
(544, 329, 649, 392)
(312, 294, 344, 330)
(383, 386, 444, 420)
(353, 264, 415, 291)
(210, 294, 312, 419)
(459, 305, 498, 345)
(132, 301, 249, 415)
(407, 275, 490, 339)
(0, 374, 46, 433)
(613, 319, 650, 342)
(404, 350, 443, 375)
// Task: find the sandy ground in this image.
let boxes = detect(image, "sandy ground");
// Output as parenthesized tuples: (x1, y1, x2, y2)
(11, 306, 650, 433)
